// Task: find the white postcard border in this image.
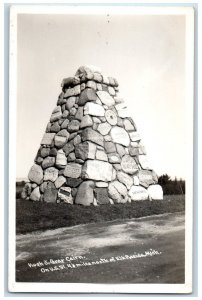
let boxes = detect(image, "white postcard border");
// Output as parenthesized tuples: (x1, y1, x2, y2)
(8, 4, 194, 294)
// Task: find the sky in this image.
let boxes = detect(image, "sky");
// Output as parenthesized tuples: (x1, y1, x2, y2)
(16, 12, 186, 180)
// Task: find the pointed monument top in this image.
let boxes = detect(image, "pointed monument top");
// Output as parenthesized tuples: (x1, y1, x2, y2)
(22, 66, 163, 205)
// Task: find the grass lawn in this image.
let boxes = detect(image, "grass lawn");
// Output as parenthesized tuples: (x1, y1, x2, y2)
(16, 195, 185, 234)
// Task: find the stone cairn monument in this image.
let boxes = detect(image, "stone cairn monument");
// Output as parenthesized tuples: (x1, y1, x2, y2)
(22, 65, 163, 205)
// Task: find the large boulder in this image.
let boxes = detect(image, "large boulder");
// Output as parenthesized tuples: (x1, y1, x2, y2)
(78, 88, 97, 106)
(43, 167, 58, 182)
(108, 181, 128, 203)
(147, 184, 163, 200)
(97, 91, 115, 106)
(43, 181, 58, 203)
(64, 163, 82, 178)
(75, 141, 96, 161)
(110, 126, 130, 147)
(117, 171, 133, 190)
(28, 164, 43, 185)
(81, 128, 104, 147)
(94, 188, 109, 204)
(41, 133, 55, 146)
(84, 102, 105, 117)
(128, 186, 149, 201)
(82, 160, 113, 182)
(120, 155, 138, 174)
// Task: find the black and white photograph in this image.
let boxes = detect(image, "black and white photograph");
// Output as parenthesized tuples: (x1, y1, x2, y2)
(8, 5, 194, 294)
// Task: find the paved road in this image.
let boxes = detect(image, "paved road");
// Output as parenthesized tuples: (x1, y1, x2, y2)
(16, 212, 185, 283)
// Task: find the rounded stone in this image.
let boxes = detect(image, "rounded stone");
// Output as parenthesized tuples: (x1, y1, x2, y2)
(35, 156, 43, 165)
(84, 102, 105, 117)
(117, 171, 133, 190)
(50, 106, 62, 122)
(116, 144, 125, 157)
(86, 80, 97, 90)
(108, 181, 128, 203)
(40, 147, 50, 158)
(108, 153, 121, 164)
(68, 120, 80, 133)
(96, 149, 108, 161)
(97, 83, 102, 91)
(113, 164, 122, 171)
(108, 86, 116, 96)
(44, 167, 59, 182)
(75, 106, 84, 121)
(64, 163, 82, 178)
(70, 107, 77, 116)
(94, 188, 109, 204)
(57, 129, 69, 138)
(105, 110, 118, 125)
(49, 147, 57, 156)
(40, 181, 48, 193)
(80, 83, 85, 91)
(147, 185, 163, 200)
(69, 132, 77, 141)
(110, 126, 130, 147)
(128, 146, 139, 157)
(104, 135, 112, 142)
(128, 186, 149, 201)
(42, 156, 55, 169)
(54, 135, 67, 148)
(30, 186, 41, 201)
(73, 135, 81, 146)
(71, 187, 78, 197)
(46, 122, 51, 132)
(66, 178, 82, 188)
(123, 119, 135, 131)
(93, 72, 103, 83)
(104, 141, 116, 153)
(43, 181, 58, 203)
(63, 142, 74, 156)
(93, 117, 101, 124)
(66, 96, 76, 110)
(78, 88, 97, 106)
(121, 155, 138, 174)
(82, 160, 113, 182)
(80, 115, 93, 129)
(28, 164, 43, 185)
(75, 180, 95, 206)
(62, 110, 69, 118)
(67, 152, 76, 162)
(133, 175, 140, 186)
(97, 122, 111, 136)
(97, 91, 115, 106)
(61, 119, 69, 129)
(56, 149, 67, 167)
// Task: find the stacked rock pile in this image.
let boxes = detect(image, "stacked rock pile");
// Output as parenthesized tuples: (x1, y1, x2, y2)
(22, 65, 163, 205)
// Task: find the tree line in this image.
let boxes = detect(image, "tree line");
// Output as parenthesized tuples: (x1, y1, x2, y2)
(158, 174, 185, 195)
